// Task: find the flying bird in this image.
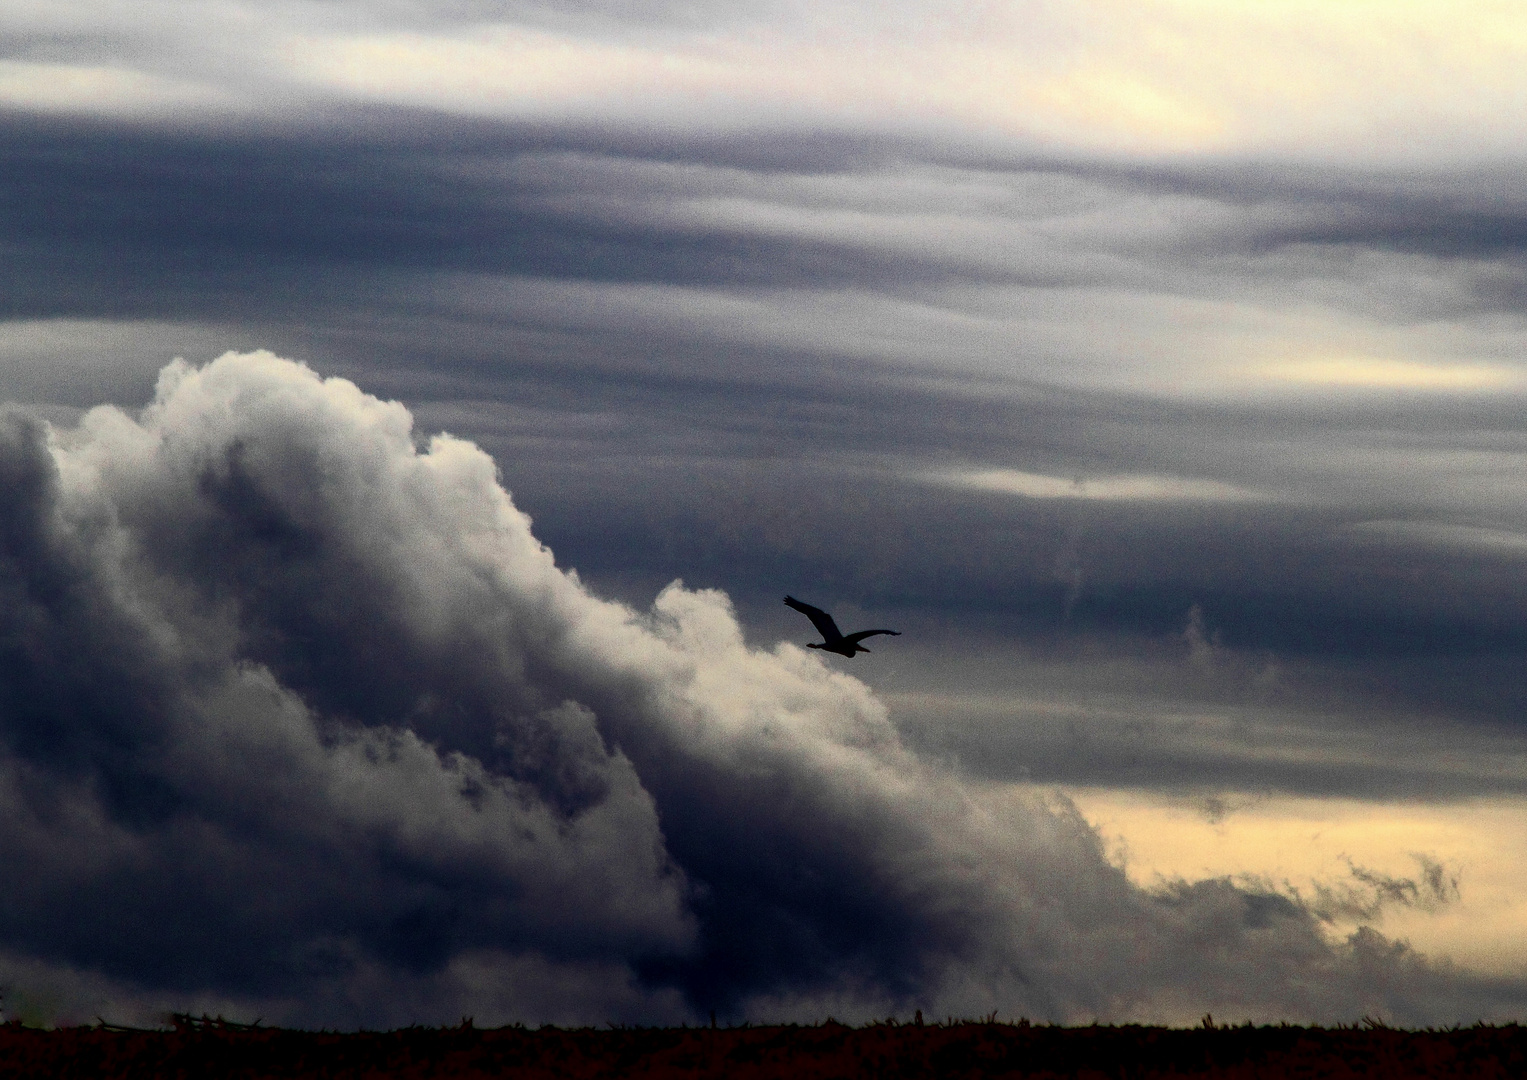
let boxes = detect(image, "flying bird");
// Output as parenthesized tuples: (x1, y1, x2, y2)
(784, 596, 900, 657)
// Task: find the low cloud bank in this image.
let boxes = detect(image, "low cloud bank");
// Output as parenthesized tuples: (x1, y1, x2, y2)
(0, 352, 1517, 1027)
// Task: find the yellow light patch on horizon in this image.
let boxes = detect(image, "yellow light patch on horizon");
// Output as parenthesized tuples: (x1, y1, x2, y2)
(1255, 358, 1519, 390)
(1064, 787, 1527, 976)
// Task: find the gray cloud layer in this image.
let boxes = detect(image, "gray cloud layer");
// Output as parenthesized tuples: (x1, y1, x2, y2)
(0, 352, 1520, 1027)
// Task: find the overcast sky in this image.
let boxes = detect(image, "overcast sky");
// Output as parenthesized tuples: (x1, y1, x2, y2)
(3, 0, 1527, 1029)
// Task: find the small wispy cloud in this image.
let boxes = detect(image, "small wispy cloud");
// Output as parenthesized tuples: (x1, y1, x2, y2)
(0, 61, 242, 118)
(1342, 520, 1527, 554)
(1303, 855, 1462, 924)
(1251, 357, 1519, 390)
(929, 467, 1263, 502)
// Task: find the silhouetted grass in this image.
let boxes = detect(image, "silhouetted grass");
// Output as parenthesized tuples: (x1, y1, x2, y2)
(0, 1014, 1523, 1077)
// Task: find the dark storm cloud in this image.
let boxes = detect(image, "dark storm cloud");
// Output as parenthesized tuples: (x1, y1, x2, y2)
(1, 352, 1522, 1027)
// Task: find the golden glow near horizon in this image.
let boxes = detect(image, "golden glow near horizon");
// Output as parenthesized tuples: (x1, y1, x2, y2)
(1065, 788, 1527, 976)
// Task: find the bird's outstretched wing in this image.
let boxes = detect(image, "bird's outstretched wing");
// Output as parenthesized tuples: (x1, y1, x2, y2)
(843, 629, 900, 644)
(784, 596, 842, 641)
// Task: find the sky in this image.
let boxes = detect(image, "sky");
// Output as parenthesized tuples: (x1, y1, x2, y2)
(3, 0, 1527, 1029)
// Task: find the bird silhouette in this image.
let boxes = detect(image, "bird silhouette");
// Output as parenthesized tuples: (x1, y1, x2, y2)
(784, 596, 900, 657)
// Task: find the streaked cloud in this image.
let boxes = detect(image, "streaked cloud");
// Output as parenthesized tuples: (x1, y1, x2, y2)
(286, 28, 737, 117)
(0, 61, 234, 117)
(273, 1, 1527, 157)
(933, 467, 1263, 502)
(1253, 357, 1520, 390)
(0, 1, 1523, 158)
(1342, 520, 1527, 554)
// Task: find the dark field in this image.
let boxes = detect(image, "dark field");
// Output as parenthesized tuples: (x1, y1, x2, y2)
(1, 1017, 1524, 1078)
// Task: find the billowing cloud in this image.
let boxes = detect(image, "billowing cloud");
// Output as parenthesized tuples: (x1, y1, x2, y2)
(0, 350, 1521, 1027)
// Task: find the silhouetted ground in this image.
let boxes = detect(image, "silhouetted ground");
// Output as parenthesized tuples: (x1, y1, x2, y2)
(1, 1015, 1523, 1078)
